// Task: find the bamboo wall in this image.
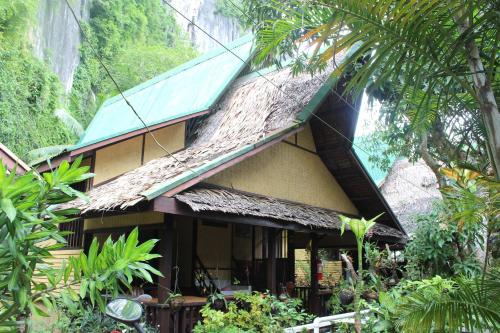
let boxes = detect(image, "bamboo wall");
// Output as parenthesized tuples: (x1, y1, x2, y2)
(34, 249, 82, 291)
(93, 122, 185, 185)
(207, 126, 358, 215)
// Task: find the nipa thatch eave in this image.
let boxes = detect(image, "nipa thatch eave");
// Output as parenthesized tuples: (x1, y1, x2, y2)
(175, 185, 406, 239)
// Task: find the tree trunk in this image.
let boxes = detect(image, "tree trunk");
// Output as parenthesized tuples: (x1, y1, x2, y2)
(419, 132, 445, 187)
(456, 13, 500, 178)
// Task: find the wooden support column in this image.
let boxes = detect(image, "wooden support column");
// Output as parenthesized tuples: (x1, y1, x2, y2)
(309, 233, 320, 314)
(158, 215, 174, 333)
(266, 228, 277, 294)
(286, 230, 295, 284)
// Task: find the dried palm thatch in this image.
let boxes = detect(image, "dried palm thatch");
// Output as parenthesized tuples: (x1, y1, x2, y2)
(380, 159, 442, 234)
(175, 185, 406, 239)
(67, 51, 348, 213)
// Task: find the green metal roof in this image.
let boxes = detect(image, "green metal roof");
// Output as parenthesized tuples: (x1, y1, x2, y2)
(73, 35, 254, 150)
(353, 136, 395, 186)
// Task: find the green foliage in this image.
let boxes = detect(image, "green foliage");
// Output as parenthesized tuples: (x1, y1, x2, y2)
(0, 0, 196, 158)
(0, 0, 36, 42)
(358, 273, 500, 332)
(69, 0, 197, 127)
(0, 46, 76, 159)
(215, 0, 245, 22)
(103, 42, 198, 95)
(404, 206, 482, 279)
(247, 0, 499, 175)
(193, 292, 313, 333)
(31, 301, 120, 333)
(394, 274, 500, 332)
(31, 298, 160, 333)
(404, 167, 499, 279)
(0, 157, 161, 330)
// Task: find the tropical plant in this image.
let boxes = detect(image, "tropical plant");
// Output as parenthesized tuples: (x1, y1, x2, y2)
(246, 0, 500, 177)
(440, 167, 499, 272)
(339, 213, 382, 333)
(395, 274, 500, 332)
(193, 292, 313, 333)
(403, 203, 482, 279)
(0, 157, 161, 331)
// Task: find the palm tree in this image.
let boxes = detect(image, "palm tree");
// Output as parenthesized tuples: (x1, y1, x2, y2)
(248, 0, 500, 177)
(394, 272, 500, 332)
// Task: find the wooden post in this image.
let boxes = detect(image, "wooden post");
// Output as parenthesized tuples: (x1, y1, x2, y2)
(191, 218, 198, 289)
(158, 215, 174, 333)
(251, 226, 255, 285)
(287, 230, 295, 283)
(309, 233, 320, 314)
(266, 228, 277, 294)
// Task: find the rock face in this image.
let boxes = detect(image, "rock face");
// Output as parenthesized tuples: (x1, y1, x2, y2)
(31, 0, 240, 91)
(32, 0, 90, 93)
(168, 0, 241, 52)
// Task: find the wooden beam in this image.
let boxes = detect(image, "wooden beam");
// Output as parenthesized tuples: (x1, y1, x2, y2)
(309, 233, 320, 314)
(158, 214, 174, 333)
(266, 228, 277, 295)
(286, 230, 295, 283)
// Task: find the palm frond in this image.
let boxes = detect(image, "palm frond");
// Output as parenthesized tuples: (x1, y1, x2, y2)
(396, 274, 500, 332)
(27, 145, 72, 166)
(54, 109, 84, 138)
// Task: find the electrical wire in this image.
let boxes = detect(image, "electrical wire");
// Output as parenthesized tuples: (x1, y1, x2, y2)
(66, 0, 437, 200)
(164, 0, 436, 198)
(63, 0, 200, 178)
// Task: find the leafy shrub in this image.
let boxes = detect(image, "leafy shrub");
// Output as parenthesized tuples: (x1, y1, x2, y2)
(0, 158, 161, 330)
(0, 46, 75, 158)
(403, 203, 482, 279)
(193, 292, 313, 333)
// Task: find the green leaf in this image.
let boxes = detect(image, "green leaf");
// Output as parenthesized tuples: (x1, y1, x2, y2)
(0, 198, 16, 222)
(79, 279, 89, 299)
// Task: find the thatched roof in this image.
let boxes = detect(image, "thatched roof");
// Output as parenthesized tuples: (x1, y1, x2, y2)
(380, 159, 441, 234)
(175, 185, 406, 239)
(67, 52, 347, 213)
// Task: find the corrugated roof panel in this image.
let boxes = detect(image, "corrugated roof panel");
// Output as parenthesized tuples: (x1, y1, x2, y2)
(73, 35, 254, 149)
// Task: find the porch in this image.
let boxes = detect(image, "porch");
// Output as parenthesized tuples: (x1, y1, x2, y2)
(81, 188, 404, 332)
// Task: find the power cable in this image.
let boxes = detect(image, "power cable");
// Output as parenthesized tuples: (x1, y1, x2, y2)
(164, 0, 436, 198)
(63, 0, 200, 178)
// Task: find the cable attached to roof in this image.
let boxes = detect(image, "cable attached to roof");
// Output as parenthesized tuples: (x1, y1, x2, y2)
(163, 0, 435, 198)
(63, 0, 201, 178)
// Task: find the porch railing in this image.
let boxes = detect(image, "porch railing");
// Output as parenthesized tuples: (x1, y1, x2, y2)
(284, 309, 371, 333)
(143, 302, 203, 333)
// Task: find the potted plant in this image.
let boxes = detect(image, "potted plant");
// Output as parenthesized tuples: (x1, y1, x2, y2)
(163, 292, 183, 311)
(207, 291, 227, 311)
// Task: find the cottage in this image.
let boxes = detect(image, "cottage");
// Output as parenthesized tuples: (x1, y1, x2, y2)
(37, 36, 406, 332)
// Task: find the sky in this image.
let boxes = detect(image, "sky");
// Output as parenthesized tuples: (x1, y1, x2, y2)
(355, 92, 381, 137)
